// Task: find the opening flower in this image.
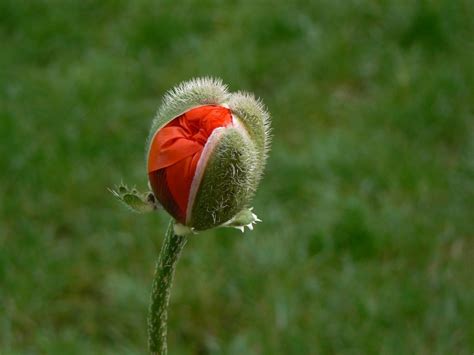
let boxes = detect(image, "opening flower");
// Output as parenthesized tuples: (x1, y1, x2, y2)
(148, 105, 232, 224)
(145, 78, 271, 232)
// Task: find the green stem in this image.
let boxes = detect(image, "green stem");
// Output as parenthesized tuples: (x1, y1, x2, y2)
(148, 219, 187, 354)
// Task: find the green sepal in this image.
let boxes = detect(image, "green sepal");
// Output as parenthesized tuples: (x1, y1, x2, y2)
(228, 92, 271, 185)
(188, 128, 258, 230)
(146, 78, 229, 162)
(109, 183, 158, 213)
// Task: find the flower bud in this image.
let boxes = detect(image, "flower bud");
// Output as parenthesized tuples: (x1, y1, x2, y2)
(146, 78, 271, 231)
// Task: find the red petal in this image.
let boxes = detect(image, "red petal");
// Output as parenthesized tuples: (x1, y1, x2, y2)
(148, 105, 232, 222)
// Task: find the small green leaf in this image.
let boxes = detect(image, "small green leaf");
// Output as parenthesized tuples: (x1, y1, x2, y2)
(221, 207, 262, 233)
(109, 183, 158, 213)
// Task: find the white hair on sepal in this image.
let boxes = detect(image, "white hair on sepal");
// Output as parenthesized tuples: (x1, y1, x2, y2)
(159, 77, 229, 118)
(146, 77, 231, 161)
(227, 90, 272, 185)
(154, 77, 230, 130)
(163, 77, 228, 105)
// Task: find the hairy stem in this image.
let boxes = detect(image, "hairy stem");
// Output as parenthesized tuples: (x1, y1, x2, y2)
(148, 219, 187, 354)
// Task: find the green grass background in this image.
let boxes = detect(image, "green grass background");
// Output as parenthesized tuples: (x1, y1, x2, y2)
(1, 0, 473, 354)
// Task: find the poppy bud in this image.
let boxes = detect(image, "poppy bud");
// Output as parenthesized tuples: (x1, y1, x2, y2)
(146, 78, 271, 232)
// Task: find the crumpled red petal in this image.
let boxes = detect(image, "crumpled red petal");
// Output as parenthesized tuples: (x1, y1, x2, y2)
(148, 105, 232, 223)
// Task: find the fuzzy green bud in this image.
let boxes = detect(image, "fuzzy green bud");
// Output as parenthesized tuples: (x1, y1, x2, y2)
(145, 78, 270, 232)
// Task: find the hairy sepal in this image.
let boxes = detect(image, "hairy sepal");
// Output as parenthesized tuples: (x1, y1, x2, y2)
(188, 127, 259, 231)
(228, 92, 271, 186)
(146, 78, 229, 160)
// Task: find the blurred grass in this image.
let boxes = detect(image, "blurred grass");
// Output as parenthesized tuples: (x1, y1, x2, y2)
(1, 0, 473, 354)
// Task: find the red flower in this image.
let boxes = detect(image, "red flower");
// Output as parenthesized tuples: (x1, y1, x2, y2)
(148, 105, 233, 223)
